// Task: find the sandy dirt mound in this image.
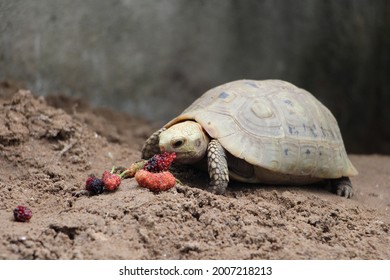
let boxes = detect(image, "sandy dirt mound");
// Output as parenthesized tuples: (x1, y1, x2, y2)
(0, 84, 389, 259)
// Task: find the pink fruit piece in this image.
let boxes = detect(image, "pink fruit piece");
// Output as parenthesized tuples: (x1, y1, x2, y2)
(102, 170, 121, 191)
(135, 169, 176, 192)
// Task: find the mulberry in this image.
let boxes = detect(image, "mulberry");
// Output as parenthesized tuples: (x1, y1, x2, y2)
(135, 169, 176, 192)
(102, 170, 122, 191)
(144, 152, 176, 172)
(85, 176, 105, 195)
(13, 205, 32, 222)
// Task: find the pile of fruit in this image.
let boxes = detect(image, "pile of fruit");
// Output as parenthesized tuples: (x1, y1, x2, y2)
(83, 167, 129, 196)
(12, 153, 178, 222)
(133, 152, 177, 192)
(81, 152, 177, 195)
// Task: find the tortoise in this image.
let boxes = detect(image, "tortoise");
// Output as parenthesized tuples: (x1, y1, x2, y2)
(141, 79, 358, 197)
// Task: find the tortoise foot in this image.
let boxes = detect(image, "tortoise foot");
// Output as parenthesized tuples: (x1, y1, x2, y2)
(208, 183, 227, 195)
(330, 176, 353, 198)
(141, 128, 166, 159)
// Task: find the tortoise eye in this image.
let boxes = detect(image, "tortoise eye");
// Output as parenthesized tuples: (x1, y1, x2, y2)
(172, 139, 185, 148)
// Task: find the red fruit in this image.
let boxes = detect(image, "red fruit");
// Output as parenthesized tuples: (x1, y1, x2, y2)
(102, 170, 121, 191)
(144, 152, 176, 173)
(135, 169, 176, 192)
(13, 205, 32, 222)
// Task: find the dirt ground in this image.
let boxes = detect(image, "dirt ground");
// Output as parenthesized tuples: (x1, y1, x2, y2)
(0, 82, 389, 260)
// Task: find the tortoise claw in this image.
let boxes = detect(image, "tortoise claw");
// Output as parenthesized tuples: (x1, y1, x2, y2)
(330, 177, 353, 198)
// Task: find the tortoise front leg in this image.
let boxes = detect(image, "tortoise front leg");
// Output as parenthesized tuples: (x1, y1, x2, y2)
(207, 139, 229, 194)
(141, 128, 166, 159)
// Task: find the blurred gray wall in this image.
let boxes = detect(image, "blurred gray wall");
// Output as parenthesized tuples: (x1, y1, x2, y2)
(1, 0, 389, 153)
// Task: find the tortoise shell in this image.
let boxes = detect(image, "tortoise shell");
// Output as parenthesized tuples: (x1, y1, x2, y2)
(165, 80, 358, 183)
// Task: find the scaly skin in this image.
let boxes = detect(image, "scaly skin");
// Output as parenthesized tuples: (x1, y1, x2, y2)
(141, 128, 166, 159)
(207, 139, 229, 194)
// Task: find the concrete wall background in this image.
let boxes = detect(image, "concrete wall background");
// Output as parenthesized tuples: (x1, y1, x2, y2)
(1, 0, 389, 153)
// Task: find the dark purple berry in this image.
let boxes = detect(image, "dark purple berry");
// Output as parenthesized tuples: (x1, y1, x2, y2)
(144, 152, 176, 172)
(14, 205, 32, 222)
(85, 176, 105, 195)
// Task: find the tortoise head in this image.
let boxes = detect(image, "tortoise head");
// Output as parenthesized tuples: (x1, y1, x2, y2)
(159, 120, 209, 164)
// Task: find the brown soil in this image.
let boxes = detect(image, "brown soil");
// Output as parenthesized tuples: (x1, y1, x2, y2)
(0, 82, 389, 260)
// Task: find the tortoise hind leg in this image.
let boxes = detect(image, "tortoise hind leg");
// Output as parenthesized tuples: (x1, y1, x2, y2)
(330, 176, 353, 198)
(141, 128, 166, 159)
